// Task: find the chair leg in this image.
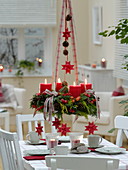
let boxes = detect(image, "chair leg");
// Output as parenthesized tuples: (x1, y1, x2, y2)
(116, 130, 123, 147)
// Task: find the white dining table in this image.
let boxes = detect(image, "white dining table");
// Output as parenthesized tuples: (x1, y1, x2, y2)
(19, 138, 128, 170)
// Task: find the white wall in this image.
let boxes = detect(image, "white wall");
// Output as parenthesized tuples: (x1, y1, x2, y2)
(88, 0, 116, 68)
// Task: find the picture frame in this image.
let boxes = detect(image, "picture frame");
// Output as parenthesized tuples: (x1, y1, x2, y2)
(92, 6, 102, 45)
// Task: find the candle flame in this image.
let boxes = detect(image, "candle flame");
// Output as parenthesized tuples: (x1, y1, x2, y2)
(84, 79, 87, 84)
(38, 59, 42, 63)
(0, 65, 3, 69)
(73, 81, 76, 86)
(58, 78, 61, 83)
(102, 58, 105, 62)
(44, 79, 47, 84)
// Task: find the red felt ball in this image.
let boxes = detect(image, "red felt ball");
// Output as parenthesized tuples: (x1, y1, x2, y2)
(63, 49, 68, 55)
(66, 14, 72, 21)
(62, 41, 69, 47)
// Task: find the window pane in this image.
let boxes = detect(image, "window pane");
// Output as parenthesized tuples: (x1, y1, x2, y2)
(25, 38, 44, 62)
(0, 38, 18, 67)
(0, 28, 17, 36)
(24, 28, 45, 36)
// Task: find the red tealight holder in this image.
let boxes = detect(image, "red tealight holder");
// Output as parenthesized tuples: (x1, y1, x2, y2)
(0, 65, 4, 72)
(101, 58, 107, 68)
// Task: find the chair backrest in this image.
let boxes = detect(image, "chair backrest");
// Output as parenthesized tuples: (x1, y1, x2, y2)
(16, 113, 45, 140)
(0, 129, 24, 170)
(45, 155, 119, 170)
(114, 115, 128, 147)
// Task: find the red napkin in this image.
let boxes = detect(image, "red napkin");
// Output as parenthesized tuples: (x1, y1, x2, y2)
(88, 148, 96, 152)
(23, 156, 45, 160)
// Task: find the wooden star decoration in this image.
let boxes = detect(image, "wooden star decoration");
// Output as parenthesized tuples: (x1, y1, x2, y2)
(35, 122, 43, 136)
(62, 61, 74, 74)
(85, 122, 98, 135)
(57, 123, 71, 136)
(52, 117, 61, 129)
(63, 28, 71, 40)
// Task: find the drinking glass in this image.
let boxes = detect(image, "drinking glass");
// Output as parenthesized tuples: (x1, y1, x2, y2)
(45, 133, 59, 154)
(69, 132, 83, 148)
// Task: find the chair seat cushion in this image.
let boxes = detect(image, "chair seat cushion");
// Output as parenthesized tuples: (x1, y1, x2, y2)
(0, 84, 18, 109)
(0, 81, 5, 102)
(76, 111, 110, 125)
(112, 86, 125, 96)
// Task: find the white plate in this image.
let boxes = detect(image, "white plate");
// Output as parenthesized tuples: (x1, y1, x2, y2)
(24, 149, 50, 156)
(95, 147, 126, 154)
(70, 149, 91, 154)
(87, 145, 104, 149)
(25, 140, 45, 145)
(59, 136, 70, 142)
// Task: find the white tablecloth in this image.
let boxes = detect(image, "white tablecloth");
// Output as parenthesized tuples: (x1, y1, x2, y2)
(19, 138, 128, 170)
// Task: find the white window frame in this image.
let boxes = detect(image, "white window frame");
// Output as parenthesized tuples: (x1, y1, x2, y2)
(0, 27, 53, 76)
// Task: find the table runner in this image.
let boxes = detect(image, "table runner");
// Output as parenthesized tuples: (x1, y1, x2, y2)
(20, 138, 128, 170)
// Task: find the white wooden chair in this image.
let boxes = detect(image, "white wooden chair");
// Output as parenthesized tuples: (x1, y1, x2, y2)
(0, 129, 24, 170)
(114, 115, 128, 147)
(45, 155, 119, 170)
(16, 113, 45, 140)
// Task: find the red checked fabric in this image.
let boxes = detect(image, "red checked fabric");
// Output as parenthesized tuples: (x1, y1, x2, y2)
(0, 80, 5, 102)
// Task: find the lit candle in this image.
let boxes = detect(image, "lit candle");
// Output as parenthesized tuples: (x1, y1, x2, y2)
(69, 82, 81, 98)
(48, 139, 58, 149)
(38, 58, 42, 67)
(85, 83, 92, 90)
(80, 83, 85, 93)
(39, 79, 52, 93)
(84, 79, 87, 84)
(56, 78, 62, 92)
(0, 65, 4, 72)
(101, 58, 107, 68)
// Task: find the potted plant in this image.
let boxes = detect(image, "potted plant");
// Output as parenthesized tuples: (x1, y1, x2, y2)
(15, 60, 35, 76)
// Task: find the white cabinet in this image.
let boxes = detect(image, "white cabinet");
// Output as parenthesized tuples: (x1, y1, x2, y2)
(78, 65, 116, 92)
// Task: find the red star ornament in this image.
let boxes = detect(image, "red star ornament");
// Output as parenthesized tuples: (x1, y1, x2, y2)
(85, 122, 98, 135)
(52, 117, 61, 129)
(57, 123, 71, 136)
(35, 122, 43, 136)
(62, 61, 74, 74)
(63, 28, 71, 40)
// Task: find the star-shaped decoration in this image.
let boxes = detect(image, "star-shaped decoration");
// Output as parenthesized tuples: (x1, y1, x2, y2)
(85, 122, 98, 135)
(62, 61, 74, 74)
(35, 122, 43, 136)
(52, 117, 61, 129)
(57, 123, 71, 136)
(63, 28, 71, 40)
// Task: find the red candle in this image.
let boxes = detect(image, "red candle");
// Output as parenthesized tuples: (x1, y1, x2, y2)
(56, 78, 62, 92)
(69, 83, 81, 98)
(40, 79, 52, 93)
(80, 83, 85, 93)
(85, 83, 92, 90)
(48, 139, 58, 149)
